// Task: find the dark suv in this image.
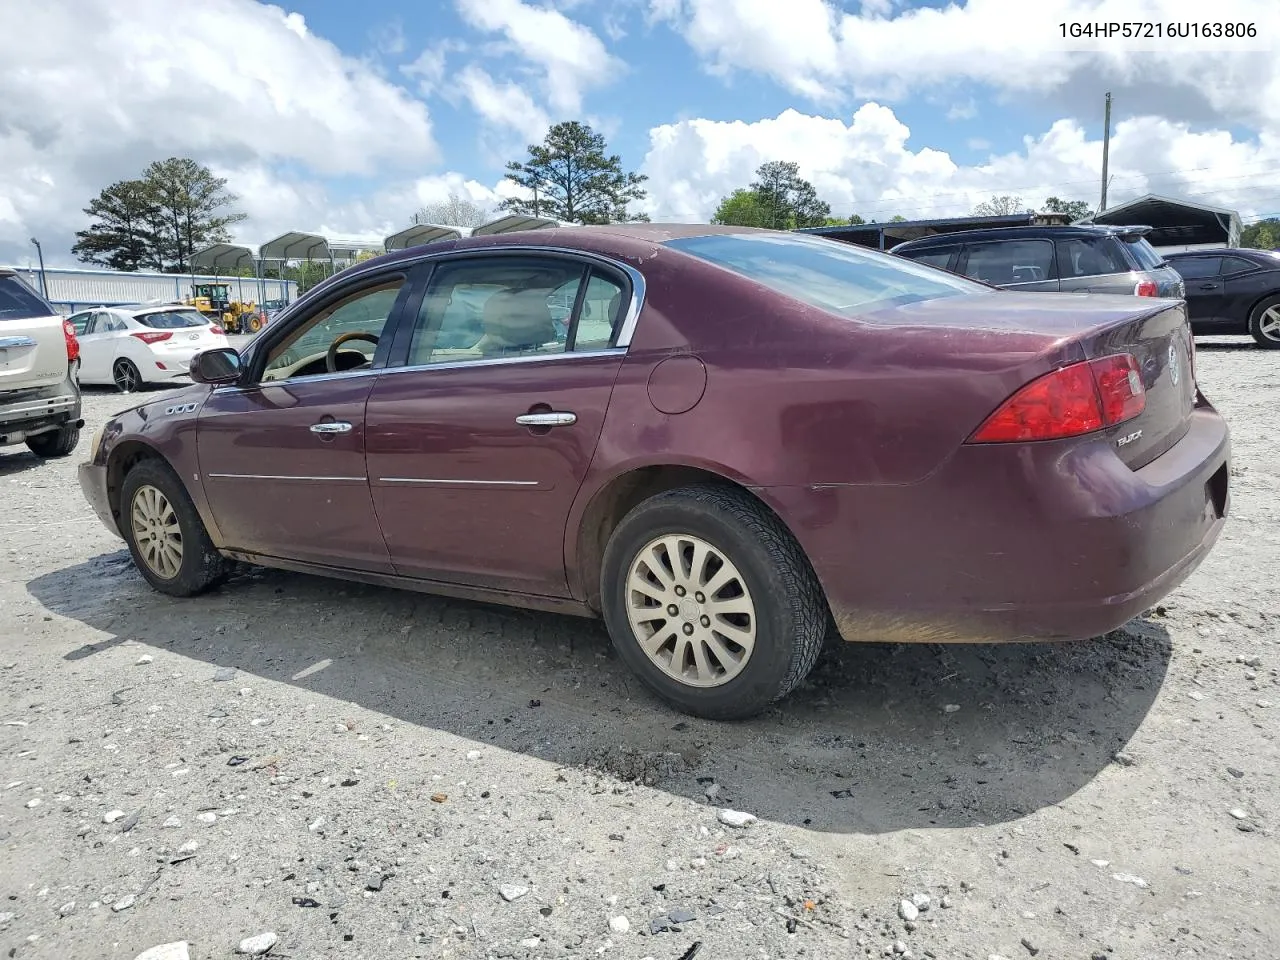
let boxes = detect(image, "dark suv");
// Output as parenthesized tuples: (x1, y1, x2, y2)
(891, 225, 1185, 299)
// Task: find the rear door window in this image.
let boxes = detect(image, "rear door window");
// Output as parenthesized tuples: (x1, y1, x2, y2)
(0, 274, 56, 321)
(1169, 257, 1220, 279)
(1056, 236, 1131, 279)
(902, 246, 961, 271)
(961, 240, 1055, 285)
(1219, 256, 1258, 276)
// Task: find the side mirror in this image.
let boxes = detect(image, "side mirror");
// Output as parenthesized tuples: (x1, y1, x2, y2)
(189, 347, 244, 385)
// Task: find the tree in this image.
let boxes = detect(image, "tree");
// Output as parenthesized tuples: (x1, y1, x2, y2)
(73, 157, 246, 272)
(972, 194, 1029, 216)
(502, 121, 648, 224)
(413, 192, 490, 228)
(1042, 196, 1094, 222)
(847, 213, 866, 225)
(71, 179, 160, 271)
(751, 161, 830, 229)
(711, 189, 768, 227)
(1241, 218, 1280, 250)
(889, 214, 908, 222)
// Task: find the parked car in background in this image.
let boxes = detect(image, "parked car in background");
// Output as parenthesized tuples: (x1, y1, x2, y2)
(66, 305, 230, 392)
(79, 225, 1228, 720)
(1163, 248, 1280, 349)
(891, 224, 1185, 298)
(0, 269, 83, 457)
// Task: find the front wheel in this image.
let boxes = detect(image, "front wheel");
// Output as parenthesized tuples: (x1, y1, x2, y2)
(120, 458, 232, 596)
(1248, 295, 1280, 349)
(600, 484, 829, 721)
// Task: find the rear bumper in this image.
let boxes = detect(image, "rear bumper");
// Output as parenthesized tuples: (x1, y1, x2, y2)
(765, 402, 1230, 644)
(0, 367, 82, 445)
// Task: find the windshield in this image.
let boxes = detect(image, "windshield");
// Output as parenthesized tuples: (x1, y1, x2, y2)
(665, 232, 983, 317)
(1122, 236, 1166, 270)
(135, 309, 208, 329)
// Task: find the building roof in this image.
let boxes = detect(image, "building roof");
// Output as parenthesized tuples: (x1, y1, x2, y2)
(1081, 193, 1242, 246)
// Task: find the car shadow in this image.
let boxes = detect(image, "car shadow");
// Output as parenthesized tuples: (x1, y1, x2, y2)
(0, 448, 48, 477)
(29, 553, 1171, 836)
(1193, 337, 1259, 352)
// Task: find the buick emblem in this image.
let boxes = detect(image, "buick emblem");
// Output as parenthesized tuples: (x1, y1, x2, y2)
(1168, 343, 1180, 387)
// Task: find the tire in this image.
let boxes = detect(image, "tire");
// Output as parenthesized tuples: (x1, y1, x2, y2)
(113, 358, 142, 393)
(248, 315, 263, 333)
(1247, 295, 1280, 349)
(600, 484, 829, 721)
(25, 424, 80, 458)
(119, 458, 232, 597)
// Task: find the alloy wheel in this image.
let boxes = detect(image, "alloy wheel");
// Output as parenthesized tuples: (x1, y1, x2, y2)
(113, 360, 139, 393)
(1259, 305, 1280, 342)
(130, 484, 183, 579)
(624, 534, 757, 688)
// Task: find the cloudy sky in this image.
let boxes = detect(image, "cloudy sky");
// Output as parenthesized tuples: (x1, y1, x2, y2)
(2, 0, 1278, 266)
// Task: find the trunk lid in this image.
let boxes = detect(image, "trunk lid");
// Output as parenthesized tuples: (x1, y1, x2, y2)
(1070, 294, 1195, 469)
(0, 273, 68, 393)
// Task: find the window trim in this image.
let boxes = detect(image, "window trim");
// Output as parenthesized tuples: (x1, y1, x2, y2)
(959, 238, 1059, 285)
(380, 249, 637, 374)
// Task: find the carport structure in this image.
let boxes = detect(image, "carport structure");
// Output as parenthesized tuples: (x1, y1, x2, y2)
(380, 215, 561, 254)
(1079, 194, 1242, 251)
(189, 243, 265, 305)
(258, 231, 384, 285)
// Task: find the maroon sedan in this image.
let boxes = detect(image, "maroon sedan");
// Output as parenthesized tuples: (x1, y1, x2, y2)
(78, 225, 1230, 719)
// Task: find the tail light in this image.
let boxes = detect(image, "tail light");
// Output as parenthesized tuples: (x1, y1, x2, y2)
(131, 330, 173, 345)
(210, 324, 225, 335)
(1134, 280, 1158, 297)
(969, 354, 1146, 443)
(62, 320, 80, 363)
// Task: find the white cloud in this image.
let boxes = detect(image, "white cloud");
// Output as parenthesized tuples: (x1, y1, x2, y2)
(454, 66, 552, 144)
(0, 0, 439, 264)
(455, 0, 623, 114)
(947, 100, 978, 121)
(653, 0, 1280, 133)
(967, 138, 993, 152)
(639, 104, 1280, 224)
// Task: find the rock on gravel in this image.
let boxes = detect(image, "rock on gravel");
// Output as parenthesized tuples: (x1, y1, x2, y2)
(134, 944, 190, 960)
(899, 899, 920, 922)
(717, 808, 757, 828)
(499, 884, 528, 902)
(236, 931, 278, 955)
(608, 915, 630, 933)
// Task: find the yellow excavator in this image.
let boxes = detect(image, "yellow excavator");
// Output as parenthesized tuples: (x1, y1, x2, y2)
(186, 283, 265, 334)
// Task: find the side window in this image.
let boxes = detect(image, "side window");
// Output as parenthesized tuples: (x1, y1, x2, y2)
(903, 246, 960, 271)
(572, 271, 625, 351)
(68, 312, 92, 336)
(1057, 237, 1130, 279)
(261, 279, 404, 382)
(407, 257, 586, 366)
(1220, 257, 1257, 276)
(105, 314, 129, 332)
(963, 240, 1055, 285)
(1168, 257, 1219, 279)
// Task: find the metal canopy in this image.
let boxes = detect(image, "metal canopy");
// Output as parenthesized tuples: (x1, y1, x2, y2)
(384, 223, 463, 251)
(190, 243, 257, 273)
(259, 231, 330, 261)
(795, 212, 1071, 251)
(1081, 193, 1242, 247)
(472, 214, 560, 236)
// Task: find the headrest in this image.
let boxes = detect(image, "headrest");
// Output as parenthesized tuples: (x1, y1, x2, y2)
(480, 289, 555, 351)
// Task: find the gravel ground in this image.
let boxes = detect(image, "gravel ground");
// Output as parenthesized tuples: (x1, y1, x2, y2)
(1, 337, 1276, 960)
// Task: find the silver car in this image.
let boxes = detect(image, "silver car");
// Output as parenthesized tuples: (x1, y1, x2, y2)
(890, 225, 1185, 298)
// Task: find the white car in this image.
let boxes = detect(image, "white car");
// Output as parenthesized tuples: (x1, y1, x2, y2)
(66, 305, 230, 392)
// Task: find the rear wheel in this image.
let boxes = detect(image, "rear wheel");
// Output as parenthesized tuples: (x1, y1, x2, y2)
(248, 314, 263, 333)
(113, 358, 141, 393)
(25, 424, 80, 458)
(120, 458, 232, 596)
(600, 484, 828, 720)
(1248, 295, 1280, 349)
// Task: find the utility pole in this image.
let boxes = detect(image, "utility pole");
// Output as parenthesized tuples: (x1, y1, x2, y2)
(29, 238, 47, 300)
(1099, 92, 1112, 213)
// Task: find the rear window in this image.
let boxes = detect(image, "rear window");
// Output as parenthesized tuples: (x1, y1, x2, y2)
(1122, 236, 1165, 270)
(134, 309, 208, 329)
(0, 274, 56, 321)
(665, 233, 982, 317)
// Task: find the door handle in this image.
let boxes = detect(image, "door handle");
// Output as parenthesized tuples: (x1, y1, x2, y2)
(515, 412, 577, 427)
(310, 421, 353, 434)
(1197, 283, 1218, 290)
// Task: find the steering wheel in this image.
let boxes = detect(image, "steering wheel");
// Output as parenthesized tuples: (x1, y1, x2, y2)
(325, 331, 379, 373)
